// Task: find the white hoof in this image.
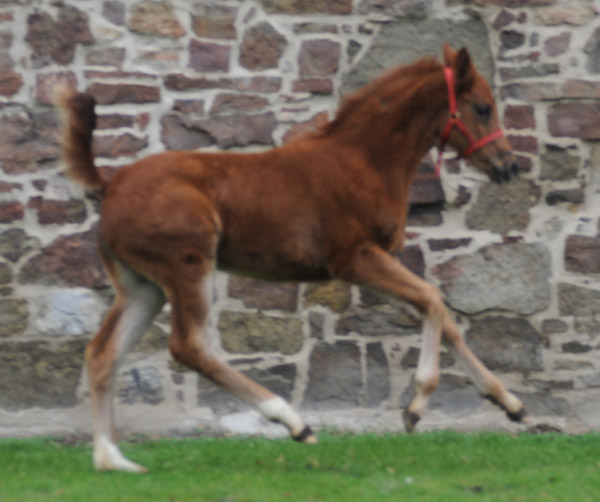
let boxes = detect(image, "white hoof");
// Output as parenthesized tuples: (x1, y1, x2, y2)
(94, 436, 147, 473)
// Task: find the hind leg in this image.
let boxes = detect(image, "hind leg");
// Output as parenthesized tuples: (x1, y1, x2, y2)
(166, 273, 315, 443)
(87, 261, 165, 472)
(441, 311, 527, 422)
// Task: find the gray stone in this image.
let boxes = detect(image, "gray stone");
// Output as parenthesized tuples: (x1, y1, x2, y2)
(430, 374, 481, 414)
(562, 341, 592, 354)
(516, 391, 570, 417)
(559, 283, 600, 317)
(342, 16, 493, 96)
(160, 113, 214, 150)
(366, 342, 389, 407)
(0, 263, 10, 285)
(309, 312, 325, 339)
(580, 371, 600, 388)
(358, 0, 429, 19)
(466, 316, 544, 373)
(303, 341, 362, 410)
(584, 26, 600, 73)
(218, 311, 304, 355)
(336, 307, 421, 337)
(228, 276, 298, 312)
(118, 366, 164, 405)
(400, 346, 455, 369)
(546, 189, 584, 206)
(464, 178, 541, 235)
(0, 299, 29, 337)
(132, 325, 169, 354)
(0, 229, 40, 263)
(400, 374, 481, 415)
(540, 144, 580, 181)
(433, 242, 551, 315)
(34, 290, 106, 336)
(0, 338, 86, 410)
(304, 281, 351, 313)
(574, 316, 600, 339)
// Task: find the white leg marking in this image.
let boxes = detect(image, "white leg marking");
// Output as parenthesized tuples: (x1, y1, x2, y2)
(258, 396, 305, 436)
(94, 435, 147, 473)
(411, 317, 442, 416)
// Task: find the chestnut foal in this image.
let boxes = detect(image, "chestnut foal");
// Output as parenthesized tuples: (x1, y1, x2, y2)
(56, 45, 525, 472)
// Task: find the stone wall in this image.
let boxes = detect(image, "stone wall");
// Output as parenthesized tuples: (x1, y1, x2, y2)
(2, 0, 600, 438)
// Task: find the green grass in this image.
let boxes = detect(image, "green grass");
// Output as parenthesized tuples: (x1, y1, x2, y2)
(0, 431, 599, 501)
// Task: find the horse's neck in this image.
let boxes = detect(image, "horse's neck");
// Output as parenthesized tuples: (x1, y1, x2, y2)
(330, 71, 447, 178)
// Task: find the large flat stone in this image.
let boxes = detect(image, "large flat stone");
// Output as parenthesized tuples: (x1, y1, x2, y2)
(433, 242, 551, 315)
(0, 338, 86, 410)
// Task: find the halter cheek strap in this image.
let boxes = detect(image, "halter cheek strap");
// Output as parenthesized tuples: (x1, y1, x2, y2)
(435, 66, 504, 176)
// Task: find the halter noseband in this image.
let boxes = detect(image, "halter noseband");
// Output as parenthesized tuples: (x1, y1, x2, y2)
(435, 66, 504, 176)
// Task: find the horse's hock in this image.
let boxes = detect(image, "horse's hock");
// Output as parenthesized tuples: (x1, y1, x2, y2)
(2, 0, 600, 436)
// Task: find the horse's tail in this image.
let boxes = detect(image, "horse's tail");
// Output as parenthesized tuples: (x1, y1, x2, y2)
(54, 84, 106, 193)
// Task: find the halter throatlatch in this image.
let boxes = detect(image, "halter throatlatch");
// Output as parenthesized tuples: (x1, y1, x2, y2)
(435, 66, 504, 176)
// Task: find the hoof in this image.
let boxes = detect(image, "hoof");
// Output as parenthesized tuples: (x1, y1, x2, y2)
(403, 409, 420, 433)
(292, 425, 318, 444)
(506, 406, 528, 423)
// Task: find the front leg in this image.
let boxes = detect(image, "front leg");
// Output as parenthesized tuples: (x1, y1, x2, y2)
(330, 243, 528, 431)
(331, 244, 446, 430)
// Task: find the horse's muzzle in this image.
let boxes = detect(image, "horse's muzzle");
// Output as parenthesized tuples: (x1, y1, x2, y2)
(491, 159, 519, 184)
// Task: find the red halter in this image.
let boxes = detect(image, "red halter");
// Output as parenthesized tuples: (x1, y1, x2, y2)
(435, 66, 504, 176)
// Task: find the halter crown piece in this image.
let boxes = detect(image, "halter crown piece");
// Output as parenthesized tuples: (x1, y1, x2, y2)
(434, 66, 505, 176)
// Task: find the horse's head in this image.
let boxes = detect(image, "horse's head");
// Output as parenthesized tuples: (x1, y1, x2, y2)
(440, 44, 518, 183)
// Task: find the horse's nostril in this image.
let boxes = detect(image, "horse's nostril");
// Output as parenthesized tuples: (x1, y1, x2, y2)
(510, 161, 519, 175)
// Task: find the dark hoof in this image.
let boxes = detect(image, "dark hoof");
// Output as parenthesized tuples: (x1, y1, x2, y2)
(292, 425, 317, 444)
(485, 395, 528, 423)
(403, 409, 420, 433)
(506, 407, 528, 423)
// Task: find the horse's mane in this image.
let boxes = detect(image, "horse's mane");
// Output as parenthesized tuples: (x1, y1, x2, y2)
(321, 56, 442, 137)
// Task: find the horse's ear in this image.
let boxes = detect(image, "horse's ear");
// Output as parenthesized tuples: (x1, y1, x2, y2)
(443, 43, 455, 67)
(455, 47, 475, 88)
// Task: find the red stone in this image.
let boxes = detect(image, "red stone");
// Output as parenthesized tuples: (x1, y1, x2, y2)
(164, 74, 282, 93)
(507, 134, 538, 154)
(0, 201, 24, 223)
(28, 197, 87, 225)
(210, 94, 269, 114)
(87, 83, 160, 104)
(503, 105, 535, 129)
(128, 0, 185, 38)
(97, 114, 136, 130)
(93, 133, 148, 158)
(260, 0, 352, 14)
(189, 40, 230, 72)
(292, 79, 334, 94)
(239, 22, 287, 71)
(19, 231, 108, 289)
(191, 5, 237, 40)
(298, 39, 340, 77)
(0, 68, 22, 97)
(26, 5, 93, 67)
(565, 235, 600, 274)
(544, 31, 571, 57)
(548, 103, 600, 139)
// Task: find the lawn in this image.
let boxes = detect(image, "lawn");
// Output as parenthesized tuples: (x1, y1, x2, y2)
(0, 431, 598, 501)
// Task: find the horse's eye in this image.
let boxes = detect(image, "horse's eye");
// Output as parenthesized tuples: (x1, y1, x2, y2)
(474, 103, 492, 120)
